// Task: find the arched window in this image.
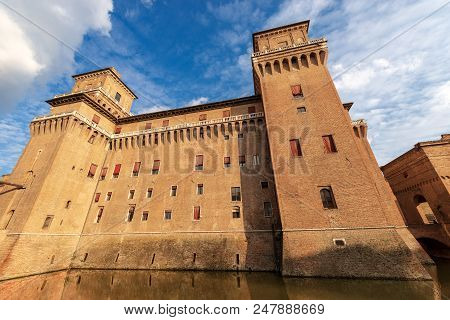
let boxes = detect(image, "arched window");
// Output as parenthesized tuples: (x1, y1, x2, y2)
(320, 187, 337, 209)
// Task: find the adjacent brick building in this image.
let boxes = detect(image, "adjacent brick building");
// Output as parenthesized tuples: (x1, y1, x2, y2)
(381, 134, 450, 258)
(0, 20, 431, 280)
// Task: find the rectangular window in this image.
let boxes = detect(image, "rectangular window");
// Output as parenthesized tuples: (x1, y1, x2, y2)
(100, 167, 108, 180)
(238, 133, 244, 139)
(322, 135, 337, 153)
(320, 186, 338, 209)
(232, 206, 240, 219)
(94, 193, 101, 203)
(253, 154, 260, 166)
(223, 110, 231, 118)
(114, 127, 122, 134)
(132, 162, 141, 176)
(162, 120, 169, 127)
(142, 211, 149, 221)
(114, 92, 121, 102)
(92, 114, 100, 124)
(261, 181, 269, 189)
(147, 188, 153, 198)
(145, 122, 152, 130)
(88, 135, 96, 144)
(195, 155, 204, 171)
(193, 206, 201, 221)
(239, 155, 246, 167)
(224, 135, 229, 140)
(164, 210, 172, 220)
(289, 139, 302, 157)
(95, 207, 104, 223)
(154, 134, 159, 145)
(128, 190, 135, 200)
(224, 156, 231, 168)
(106, 192, 112, 201)
(42, 215, 54, 229)
(264, 202, 273, 217)
(231, 187, 241, 201)
(126, 206, 135, 222)
(170, 186, 177, 197)
(152, 160, 160, 175)
(113, 164, 121, 178)
(197, 184, 203, 195)
(87, 163, 98, 178)
(199, 114, 207, 121)
(248, 106, 256, 114)
(297, 106, 306, 113)
(291, 84, 303, 98)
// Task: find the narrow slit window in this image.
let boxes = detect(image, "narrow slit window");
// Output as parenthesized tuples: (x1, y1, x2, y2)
(197, 184, 203, 195)
(142, 211, 149, 221)
(95, 207, 104, 223)
(65, 200, 71, 209)
(289, 139, 302, 157)
(147, 188, 153, 198)
(94, 193, 101, 202)
(126, 206, 135, 222)
(42, 215, 54, 229)
(322, 135, 337, 153)
(100, 167, 108, 180)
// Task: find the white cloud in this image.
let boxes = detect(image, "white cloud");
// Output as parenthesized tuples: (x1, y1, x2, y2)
(0, 0, 113, 113)
(186, 97, 209, 106)
(141, 0, 155, 8)
(137, 105, 170, 114)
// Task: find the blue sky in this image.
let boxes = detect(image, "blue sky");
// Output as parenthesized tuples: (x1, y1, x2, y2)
(0, 0, 449, 175)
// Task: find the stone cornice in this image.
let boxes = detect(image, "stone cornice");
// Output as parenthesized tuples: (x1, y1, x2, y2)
(251, 38, 327, 59)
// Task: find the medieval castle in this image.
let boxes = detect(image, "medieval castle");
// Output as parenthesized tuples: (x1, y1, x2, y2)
(0, 20, 434, 280)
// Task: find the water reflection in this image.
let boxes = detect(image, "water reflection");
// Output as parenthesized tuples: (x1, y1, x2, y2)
(0, 260, 448, 300)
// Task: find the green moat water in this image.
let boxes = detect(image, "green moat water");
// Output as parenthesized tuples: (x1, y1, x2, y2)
(0, 259, 448, 299)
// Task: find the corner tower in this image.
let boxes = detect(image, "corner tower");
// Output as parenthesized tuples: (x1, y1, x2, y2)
(252, 21, 430, 278)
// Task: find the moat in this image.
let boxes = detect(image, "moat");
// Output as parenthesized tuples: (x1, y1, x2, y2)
(0, 259, 448, 299)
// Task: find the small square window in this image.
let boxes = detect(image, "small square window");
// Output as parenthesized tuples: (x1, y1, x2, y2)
(164, 210, 172, 220)
(197, 184, 204, 195)
(224, 135, 230, 140)
(238, 133, 244, 139)
(199, 114, 207, 121)
(142, 212, 149, 221)
(261, 181, 269, 189)
(232, 206, 240, 219)
(297, 106, 306, 113)
(333, 238, 346, 247)
(162, 120, 169, 127)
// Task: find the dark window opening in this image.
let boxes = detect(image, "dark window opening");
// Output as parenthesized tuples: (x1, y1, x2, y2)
(232, 206, 240, 219)
(224, 156, 231, 168)
(239, 155, 246, 167)
(142, 212, 149, 221)
(87, 163, 98, 178)
(128, 190, 135, 200)
(322, 135, 337, 153)
(42, 215, 54, 229)
(94, 193, 101, 202)
(164, 210, 172, 220)
(197, 184, 204, 195)
(127, 206, 135, 222)
(170, 186, 177, 197)
(261, 181, 269, 189)
(96, 207, 103, 223)
(147, 188, 153, 198)
(297, 106, 306, 113)
(114, 92, 121, 102)
(132, 162, 141, 176)
(152, 160, 160, 175)
(231, 187, 241, 201)
(289, 139, 302, 157)
(195, 155, 204, 171)
(320, 187, 337, 209)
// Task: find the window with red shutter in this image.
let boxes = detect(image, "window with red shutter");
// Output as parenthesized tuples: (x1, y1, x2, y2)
(193, 206, 201, 220)
(289, 139, 302, 157)
(248, 106, 256, 114)
(94, 193, 101, 202)
(199, 114, 207, 121)
(87, 164, 98, 178)
(162, 120, 169, 127)
(322, 135, 337, 153)
(92, 114, 100, 124)
(291, 85, 303, 98)
(152, 160, 160, 174)
(132, 162, 141, 176)
(100, 167, 108, 180)
(223, 110, 231, 117)
(195, 155, 204, 171)
(224, 156, 231, 168)
(145, 123, 152, 130)
(114, 127, 122, 134)
(113, 164, 121, 178)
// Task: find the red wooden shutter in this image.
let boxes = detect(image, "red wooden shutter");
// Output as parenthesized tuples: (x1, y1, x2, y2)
(289, 139, 301, 156)
(100, 167, 108, 178)
(322, 136, 332, 153)
(224, 156, 231, 165)
(92, 114, 100, 124)
(145, 122, 152, 130)
(94, 193, 101, 202)
(114, 127, 122, 134)
(153, 160, 160, 170)
(194, 206, 201, 220)
(223, 110, 231, 117)
(113, 164, 121, 175)
(248, 106, 256, 114)
(199, 114, 207, 121)
(162, 120, 169, 127)
(291, 85, 303, 96)
(88, 164, 98, 176)
(133, 162, 141, 173)
(195, 155, 203, 166)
